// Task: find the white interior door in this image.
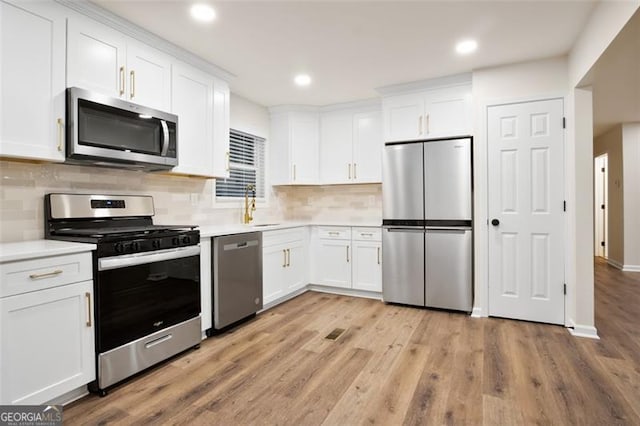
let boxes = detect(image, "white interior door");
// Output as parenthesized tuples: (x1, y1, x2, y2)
(488, 99, 565, 325)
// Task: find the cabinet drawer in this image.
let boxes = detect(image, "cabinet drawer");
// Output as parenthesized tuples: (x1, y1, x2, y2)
(317, 227, 351, 240)
(0, 252, 93, 298)
(262, 227, 307, 248)
(353, 227, 382, 241)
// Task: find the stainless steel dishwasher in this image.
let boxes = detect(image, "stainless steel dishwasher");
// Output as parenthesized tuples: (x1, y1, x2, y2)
(212, 232, 263, 331)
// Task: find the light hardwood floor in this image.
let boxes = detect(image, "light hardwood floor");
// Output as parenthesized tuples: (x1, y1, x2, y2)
(65, 257, 640, 425)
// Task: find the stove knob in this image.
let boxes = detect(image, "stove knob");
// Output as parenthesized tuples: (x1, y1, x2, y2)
(152, 240, 161, 249)
(131, 242, 140, 252)
(182, 236, 191, 245)
(172, 237, 180, 246)
(114, 243, 124, 254)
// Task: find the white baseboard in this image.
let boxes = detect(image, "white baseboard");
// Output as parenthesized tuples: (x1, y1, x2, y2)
(568, 324, 600, 339)
(471, 306, 483, 318)
(622, 264, 640, 272)
(260, 287, 310, 312)
(307, 284, 383, 300)
(607, 258, 624, 270)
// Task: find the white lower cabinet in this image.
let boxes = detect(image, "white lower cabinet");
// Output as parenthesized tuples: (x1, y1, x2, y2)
(311, 226, 382, 293)
(0, 250, 95, 405)
(262, 228, 307, 306)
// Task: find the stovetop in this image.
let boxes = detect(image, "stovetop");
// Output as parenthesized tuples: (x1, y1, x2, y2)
(52, 224, 197, 239)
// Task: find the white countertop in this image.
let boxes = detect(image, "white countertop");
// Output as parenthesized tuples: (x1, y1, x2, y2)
(198, 222, 381, 238)
(0, 240, 97, 263)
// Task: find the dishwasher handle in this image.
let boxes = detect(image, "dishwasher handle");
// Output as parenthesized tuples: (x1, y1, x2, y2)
(223, 240, 259, 251)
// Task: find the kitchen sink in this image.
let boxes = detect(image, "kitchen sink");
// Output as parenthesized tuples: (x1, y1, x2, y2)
(252, 223, 280, 227)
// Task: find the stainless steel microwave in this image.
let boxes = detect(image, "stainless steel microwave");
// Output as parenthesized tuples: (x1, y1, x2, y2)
(66, 87, 178, 171)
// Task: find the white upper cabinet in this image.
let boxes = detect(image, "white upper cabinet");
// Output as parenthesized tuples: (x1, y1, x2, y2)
(67, 16, 171, 111)
(319, 107, 382, 185)
(352, 110, 382, 183)
(170, 61, 214, 177)
(0, 0, 66, 162)
(320, 112, 353, 183)
(125, 42, 171, 111)
(211, 78, 230, 179)
(382, 83, 472, 142)
(269, 111, 319, 185)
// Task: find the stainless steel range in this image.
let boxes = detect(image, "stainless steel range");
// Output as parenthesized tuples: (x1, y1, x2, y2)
(45, 193, 201, 396)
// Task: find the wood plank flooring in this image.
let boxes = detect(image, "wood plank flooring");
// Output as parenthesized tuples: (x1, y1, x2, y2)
(64, 257, 640, 425)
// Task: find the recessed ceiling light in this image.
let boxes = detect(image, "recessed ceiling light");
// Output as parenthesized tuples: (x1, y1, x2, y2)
(456, 39, 478, 55)
(190, 4, 216, 22)
(294, 74, 312, 87)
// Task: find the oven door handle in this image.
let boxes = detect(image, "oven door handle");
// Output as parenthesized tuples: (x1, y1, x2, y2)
(98, 246, 200, 271)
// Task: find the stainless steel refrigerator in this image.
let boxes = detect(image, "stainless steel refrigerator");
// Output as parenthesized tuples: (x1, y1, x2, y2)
(382, 137, 472, 312)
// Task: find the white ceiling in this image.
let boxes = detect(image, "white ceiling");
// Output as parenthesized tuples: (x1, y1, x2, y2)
(93, 0, 597, 107)
(590, 8, 640, 137)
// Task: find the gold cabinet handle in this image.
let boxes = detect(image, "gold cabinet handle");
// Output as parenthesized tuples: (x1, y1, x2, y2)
(29, 269, 63, 280)
(130, 70, 135, 99)
(419, 115, 423, 135)
(377, 247, 381, 265)
(282, 249, 287, 267)
(328, 231, 340, 236)
(286, 248, 291, 267)
(293, 164, 297, 181)
(354, 163, 357, 179)
(346, 245, 350, 263)
(85, 292, 92, 327)
(348, 163, 352, 179)
(57, 118, 63, 152)
(360, 232, 373, 237)
(426, 114, 430, 134)
(119, 66, 125, 96)
(225, 151, 230, 171)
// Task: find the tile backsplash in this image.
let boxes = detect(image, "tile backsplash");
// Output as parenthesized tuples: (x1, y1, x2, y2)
(0, 160, 382, 242)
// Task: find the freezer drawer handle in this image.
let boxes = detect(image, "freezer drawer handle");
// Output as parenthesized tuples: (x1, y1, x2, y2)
(425, 227, 472, 232)
(386, 228, 426, 233)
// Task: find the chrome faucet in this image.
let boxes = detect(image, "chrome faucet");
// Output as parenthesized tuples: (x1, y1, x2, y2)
(243, 184, 256, 224)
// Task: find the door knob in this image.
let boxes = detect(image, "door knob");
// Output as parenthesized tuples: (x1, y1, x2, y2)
(491, 219, 500, 226)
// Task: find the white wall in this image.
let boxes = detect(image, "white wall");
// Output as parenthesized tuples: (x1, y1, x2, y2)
(622, 123, 640, 270)
(471, 56, 568, 318)
(230, 93, 270, 139)
(569, 1, 639, 86)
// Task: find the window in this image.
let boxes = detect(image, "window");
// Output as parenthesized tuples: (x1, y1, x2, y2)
(216, 129, 266, 200)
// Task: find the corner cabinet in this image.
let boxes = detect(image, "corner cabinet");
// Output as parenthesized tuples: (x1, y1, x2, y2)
(310, 226, 382, 293)
(0, 251, 95, 405)
(382, 84, 472, 142)
(269, 111, 319, 185)
(67, 15, 172, 111)
(319, 108, 382, 184)
(262, 228, 308, 306)
(0, 0, 66, 162)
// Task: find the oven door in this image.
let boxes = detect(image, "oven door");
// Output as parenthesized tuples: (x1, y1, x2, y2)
(96, 246, 200, 353)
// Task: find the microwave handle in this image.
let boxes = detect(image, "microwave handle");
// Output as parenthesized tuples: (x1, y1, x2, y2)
(160, 120, 169, 156)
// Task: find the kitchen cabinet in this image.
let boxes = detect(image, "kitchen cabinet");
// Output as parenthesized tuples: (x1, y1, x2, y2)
(311, 226, 382, 292)
(319, 109, 383, 184)
(262, 228, 308, 306)
(382, 84, 472, 142)
(212, 78, 231, 179)
(170, 61, 214, 177)
(269, 111, 319, 185)
(67, 16, 171, 111)
(0, 0, 66, 162)
(0, 251, 95, 405)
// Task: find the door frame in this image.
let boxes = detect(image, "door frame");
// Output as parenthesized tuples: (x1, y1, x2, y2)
(475, 94, 569, 325)
(593, 154, 608, 258)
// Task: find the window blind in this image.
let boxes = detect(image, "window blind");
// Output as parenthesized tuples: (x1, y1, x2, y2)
(216, 129, 265, 199)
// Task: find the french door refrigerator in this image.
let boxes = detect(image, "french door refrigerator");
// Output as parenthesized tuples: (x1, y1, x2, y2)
(382, 137, 473, 312)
